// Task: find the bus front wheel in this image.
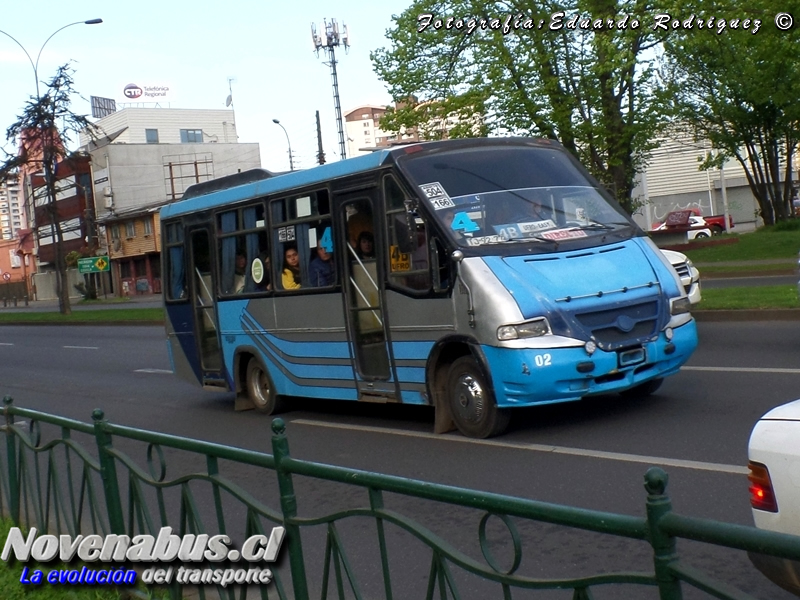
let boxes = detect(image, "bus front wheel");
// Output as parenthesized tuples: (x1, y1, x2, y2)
(246, 359, 282, 415)
(447, 356, 510, 438)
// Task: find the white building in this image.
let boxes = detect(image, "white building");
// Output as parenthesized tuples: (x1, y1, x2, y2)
(344, 100, 484, 158)
(80, 107, 239, 146)
(81, 107, 259, 221)
(0, 177, 25, 240)
(344, 105, 398, 158)
(78, 107, 260, 295)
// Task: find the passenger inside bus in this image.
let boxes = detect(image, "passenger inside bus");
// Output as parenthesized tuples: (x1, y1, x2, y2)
(356, 231, 375, 259)
(309, 242, 335, 287)
(233, 254, 247, 293)
(256, 254, 272, 291)
(281, 245, 302, 290)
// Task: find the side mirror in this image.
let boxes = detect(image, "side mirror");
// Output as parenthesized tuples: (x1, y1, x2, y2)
(432, 237, 452, 293)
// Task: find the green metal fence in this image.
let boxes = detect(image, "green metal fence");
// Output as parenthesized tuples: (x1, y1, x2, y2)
(1, 395, 800, 600)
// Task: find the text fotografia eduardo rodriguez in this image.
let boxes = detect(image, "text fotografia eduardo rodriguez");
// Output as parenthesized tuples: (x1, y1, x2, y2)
(418, 12, 763, 34)
(2, 526, 285, 588)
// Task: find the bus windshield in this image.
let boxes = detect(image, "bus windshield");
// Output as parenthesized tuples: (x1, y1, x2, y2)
(399, 145, 634, 249)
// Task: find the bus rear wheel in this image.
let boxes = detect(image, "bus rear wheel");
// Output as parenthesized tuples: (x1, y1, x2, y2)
(246, 359, 282, 415)
(447, 356, 510, 438)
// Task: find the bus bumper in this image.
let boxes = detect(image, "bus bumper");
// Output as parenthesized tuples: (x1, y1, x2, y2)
(482, 319, 698, 408)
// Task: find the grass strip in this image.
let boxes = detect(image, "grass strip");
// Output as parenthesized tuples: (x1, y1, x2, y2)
(0, 309, 163, 324)
(698, 263, 796, 276)
(683, 229, 800, 263)
(695, 285, 800, 310)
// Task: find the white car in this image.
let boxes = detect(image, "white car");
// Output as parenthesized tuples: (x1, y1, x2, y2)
(653, 215, 712, 240)
(748, 399, 800, 596)
(660, 249, 701, 305)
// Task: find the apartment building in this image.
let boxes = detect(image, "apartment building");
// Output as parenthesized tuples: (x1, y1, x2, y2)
(0, 176, 25, 241)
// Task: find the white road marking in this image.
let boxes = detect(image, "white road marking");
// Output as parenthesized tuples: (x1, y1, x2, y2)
(684, 366, 800, 375)
(0, 343, 13, 346)
(134, 368, 173, 374)
(63, 346, 99, 350)
(290, 419, 748, 475)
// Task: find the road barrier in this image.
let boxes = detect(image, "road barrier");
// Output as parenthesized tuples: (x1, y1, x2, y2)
(1, 395, 799, 600)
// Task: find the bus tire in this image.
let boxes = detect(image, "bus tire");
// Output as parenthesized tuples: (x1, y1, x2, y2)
(246, 358, 282, 415)
(447, 356, 510, 438)
(620, 377, 663, 399)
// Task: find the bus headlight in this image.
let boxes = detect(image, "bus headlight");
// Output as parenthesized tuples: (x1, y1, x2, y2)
(670, 297, 692, 315)
(497, 318, 551, 340)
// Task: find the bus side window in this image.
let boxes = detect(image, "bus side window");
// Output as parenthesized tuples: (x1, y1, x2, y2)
(384, 176, 431, 293)
(165, 223, 186, 300)
(218, 204, 270, 296)
(272, 190, 334, 292)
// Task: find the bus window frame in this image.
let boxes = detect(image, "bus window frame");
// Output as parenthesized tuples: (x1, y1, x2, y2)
(214, 200, 271, 298)
(163, 220, 188, 303)
(382, 173, 447, 298)
(270, 187, 337, 294)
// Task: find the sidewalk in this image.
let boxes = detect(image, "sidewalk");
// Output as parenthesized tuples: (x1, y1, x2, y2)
(0, 293, 163, 313)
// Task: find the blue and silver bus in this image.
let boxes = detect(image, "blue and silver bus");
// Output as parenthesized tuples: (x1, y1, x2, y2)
(160, 138, 698, 438)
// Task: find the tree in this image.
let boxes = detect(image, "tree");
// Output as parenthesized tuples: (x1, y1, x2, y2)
(372, 0, 671, 213)
(663, 0, 800, 225)
(0, 64, 98, 314)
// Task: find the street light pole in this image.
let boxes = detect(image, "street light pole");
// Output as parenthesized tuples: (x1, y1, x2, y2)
(0, 18, 103, 314)
(272, 119, 294, 171)
(0, 19, 103, 98)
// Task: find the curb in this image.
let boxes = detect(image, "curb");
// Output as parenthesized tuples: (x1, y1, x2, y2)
(0, 320, 164, 327)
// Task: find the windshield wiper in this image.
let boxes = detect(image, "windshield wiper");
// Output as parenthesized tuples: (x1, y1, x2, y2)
(567, 222, 615, 231)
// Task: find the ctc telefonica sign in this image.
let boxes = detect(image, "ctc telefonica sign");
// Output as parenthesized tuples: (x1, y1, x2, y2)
(121, 83, 174, 102)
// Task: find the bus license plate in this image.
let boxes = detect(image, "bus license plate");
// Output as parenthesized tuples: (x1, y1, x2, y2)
(618, 347, 646, 368)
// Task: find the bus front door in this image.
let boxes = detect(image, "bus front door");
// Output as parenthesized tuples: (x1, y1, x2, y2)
(338, 193, 399, 402)
(188, 229, 225, 388)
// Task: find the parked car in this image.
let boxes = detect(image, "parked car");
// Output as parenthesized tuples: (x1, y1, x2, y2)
(747, 399, 800, 596)
(652, 215, 712, 240)
(660, 249, 701, 305)
(696, 213, 734, 235)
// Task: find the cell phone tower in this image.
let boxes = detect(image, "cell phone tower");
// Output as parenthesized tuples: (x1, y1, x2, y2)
(311, 18, 349, 160)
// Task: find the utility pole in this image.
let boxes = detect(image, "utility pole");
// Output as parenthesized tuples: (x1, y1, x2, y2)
(316, 111, 326, 165)
(311, 19, 349, 161)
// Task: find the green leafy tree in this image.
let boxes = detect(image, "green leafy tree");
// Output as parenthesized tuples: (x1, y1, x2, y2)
(663, 0, 800, 224)
(372, 0, 670, 213)
(0, 64, 98, 314)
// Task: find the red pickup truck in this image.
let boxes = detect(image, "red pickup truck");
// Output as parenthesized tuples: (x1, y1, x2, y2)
(689, 208, 734, 234)
(653, 208, 734, 235)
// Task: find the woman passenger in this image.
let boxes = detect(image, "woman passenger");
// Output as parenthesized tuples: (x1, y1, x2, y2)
(281, 246, 301, 289)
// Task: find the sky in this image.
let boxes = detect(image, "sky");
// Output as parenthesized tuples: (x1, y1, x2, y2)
(0, 0, 414, 172)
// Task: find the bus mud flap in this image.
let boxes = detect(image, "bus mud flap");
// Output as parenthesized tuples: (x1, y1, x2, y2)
(234, 391, 255, 411)
(434, 397, 455, 434)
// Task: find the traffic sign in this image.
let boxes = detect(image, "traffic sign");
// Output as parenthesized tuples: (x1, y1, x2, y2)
(77, 256, 110, 274)
(2, 273, 9, 281)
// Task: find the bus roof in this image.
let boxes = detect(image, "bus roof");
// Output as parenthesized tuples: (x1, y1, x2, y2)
(159, 137, 563, 220)
(160, 148, 395, 219)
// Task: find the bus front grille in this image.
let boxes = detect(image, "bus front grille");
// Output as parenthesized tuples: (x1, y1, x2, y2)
(573, 300, 660, 350)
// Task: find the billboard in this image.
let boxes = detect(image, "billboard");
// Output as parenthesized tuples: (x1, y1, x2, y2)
(90, 96, 117, 118)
